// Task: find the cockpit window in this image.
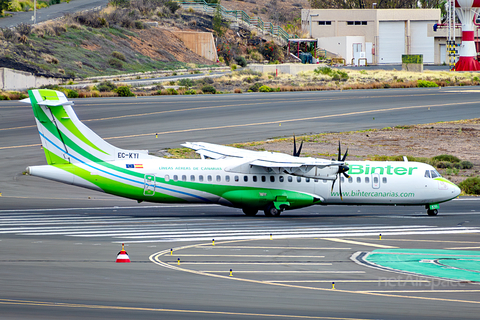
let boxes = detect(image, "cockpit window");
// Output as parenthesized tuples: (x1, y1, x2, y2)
(430, 170, 441, 178)
(424, 170, 430, 178)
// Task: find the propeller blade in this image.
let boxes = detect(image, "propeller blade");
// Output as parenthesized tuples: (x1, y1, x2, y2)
(297, 141, 303, 156)
(343, 172, 350, 179)
(331, 177, 336, 192)
(341, 148, 348, 162)
(293, 135, 303, 157)
(337, 141, 341, 161)
(339, 175, 343, 201)
(293, 135, 297, 156)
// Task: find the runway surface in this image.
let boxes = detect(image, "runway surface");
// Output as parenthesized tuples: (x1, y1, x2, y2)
(1, 88, 480, 319)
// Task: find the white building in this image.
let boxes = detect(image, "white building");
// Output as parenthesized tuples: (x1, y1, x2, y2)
(302, 9, 441, 65)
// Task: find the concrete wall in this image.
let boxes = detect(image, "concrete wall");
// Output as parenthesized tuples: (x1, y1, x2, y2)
(318, 36, 365, 65)
(173, 31, 218, 62)
(0, 68, 60, 91)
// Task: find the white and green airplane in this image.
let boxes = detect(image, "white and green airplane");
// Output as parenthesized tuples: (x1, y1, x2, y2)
(22, 89, 460, 216)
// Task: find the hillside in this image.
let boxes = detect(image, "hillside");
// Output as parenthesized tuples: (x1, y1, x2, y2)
(0, 3, 219, 79)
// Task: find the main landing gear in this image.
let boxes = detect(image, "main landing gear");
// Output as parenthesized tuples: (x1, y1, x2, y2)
(264, 204, 283, 217)
(427, 209, 438, 216)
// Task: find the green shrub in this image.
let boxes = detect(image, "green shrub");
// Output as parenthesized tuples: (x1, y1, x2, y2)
(66, 89, 79, 98)
(108, 58, 123, 68)
(201, 85, 216, 94)
(166, 1, 181, 13)
(432, 154, 460, 163)
(115, 86, 135, 97)
(134, 21, 144, 29)
(178, 78, 194, 88)
(314, 66, 332, 75)
(167, 88, 178, 95)
(184, 89, 197, 95)
(112, 51, 126, 61)
(259, 85, 272, 92)
(234, 56, 247, 67)
(436, 161, 453, 169)
(231, 64, 237, 70)
(459, 160, 474, 169)
(458, 177, 480, 195)
(248, 82, 262, 92)
(417, 80, 438, 87)
(96, 81, 116, 92)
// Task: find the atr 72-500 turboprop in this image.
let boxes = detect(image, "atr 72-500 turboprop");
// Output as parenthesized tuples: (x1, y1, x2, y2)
(22, 89, 460, 216)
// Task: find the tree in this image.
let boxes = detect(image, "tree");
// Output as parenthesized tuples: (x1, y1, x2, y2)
(212, 1, 229, 38)
(0, 0, 11, 15)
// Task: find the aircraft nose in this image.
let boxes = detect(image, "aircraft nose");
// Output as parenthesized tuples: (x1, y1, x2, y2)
(453, 184, 461, 198)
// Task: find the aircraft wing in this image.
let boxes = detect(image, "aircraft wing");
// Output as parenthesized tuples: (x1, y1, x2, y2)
(182, 142, 342, 174)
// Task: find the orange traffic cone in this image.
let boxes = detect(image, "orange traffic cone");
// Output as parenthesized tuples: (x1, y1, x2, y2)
(116, 243, 130, 263)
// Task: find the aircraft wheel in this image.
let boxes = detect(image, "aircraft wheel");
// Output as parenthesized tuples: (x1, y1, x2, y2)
(242, 208, 258, 216)
(264, 204, 281, 217)
(427, 209, 438, 216)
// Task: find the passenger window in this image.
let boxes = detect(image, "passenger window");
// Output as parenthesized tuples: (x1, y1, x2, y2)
(244, 176, 248, 182)
(165, 175, 170, 182)
(348, 177, 353, 183)
(199, 175, 204, 182)
(341, 177, 345, 183)
(297, 176, 302, 182)
(225, 175, 230, 182)
(424, 170, 431, 178)
(323, 180, 328, 183)
(288, 176, 293, 182)
(253, 176, 257, 182)
(279, 176, 284, 182)
(306, 178, 310, 183)
(262, 176, 266, 182)
(356, 177, 361, 183)
(173, 175, 178, 181)
(430, 170, 438, 178)
(182, 175, 187, 181)
(314, 179, 318, 183)
(190, 175, 195, 182)
(217, 175, 221, 182)
(365, 177, 370, 183)
(374, 177, 379, 184)
(270, 176, 275, 182)
(235, 175, 239, 182)
(207, 175, 212, 182)
(382, 177, 387, 183)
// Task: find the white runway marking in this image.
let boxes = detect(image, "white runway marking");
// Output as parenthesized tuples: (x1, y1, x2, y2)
(1, 213, 479, 243)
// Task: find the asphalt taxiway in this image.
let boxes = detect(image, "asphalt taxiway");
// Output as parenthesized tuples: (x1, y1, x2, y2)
(1, 88, 480, 319)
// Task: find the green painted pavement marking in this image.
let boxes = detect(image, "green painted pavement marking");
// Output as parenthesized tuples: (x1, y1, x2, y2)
(365, 249, 480, 282)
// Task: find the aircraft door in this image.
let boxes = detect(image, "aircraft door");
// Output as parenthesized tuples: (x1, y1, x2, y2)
(144, 174, 156, 196)
(372, 173, 380, 189)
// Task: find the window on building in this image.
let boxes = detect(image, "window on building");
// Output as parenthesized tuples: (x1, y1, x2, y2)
(318, 21, 332, 25)
(347, 21, 367, 26)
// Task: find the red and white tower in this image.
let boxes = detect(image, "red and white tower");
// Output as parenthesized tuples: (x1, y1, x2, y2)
(455, 0, 480, 71)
